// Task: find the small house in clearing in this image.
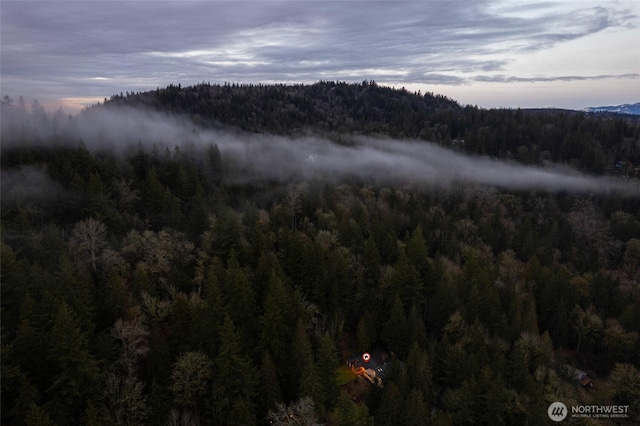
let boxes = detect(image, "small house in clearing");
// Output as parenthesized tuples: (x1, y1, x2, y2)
(346, 345, 392, 387)
(565, 365, 593, 388)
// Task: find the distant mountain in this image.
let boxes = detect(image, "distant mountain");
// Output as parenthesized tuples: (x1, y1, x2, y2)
(583, 102, 640, 115)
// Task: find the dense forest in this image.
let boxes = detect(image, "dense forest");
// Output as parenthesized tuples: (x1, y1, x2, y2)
(1, 82, 640, 425)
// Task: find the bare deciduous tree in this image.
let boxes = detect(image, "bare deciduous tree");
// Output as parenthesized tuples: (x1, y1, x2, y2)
(112, 306, 149, 375)
(571, 304, 603, 355)
(568, 199, 617, 263)
(623, 238, 640, 277)
(285, 182, 308, 231)
(166, 408, 200, 426)
(106, 306, 150, 426)
(169, 351, 213, 413)
(69, 217, 107, 270)
(267, 397, 323, 426)
(113, 178, 139, 207)
(105, 373, 147, 426)
(608, 363, 640, 411)
(122, 229, 195, 289)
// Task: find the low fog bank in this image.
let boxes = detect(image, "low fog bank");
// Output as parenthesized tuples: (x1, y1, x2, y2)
(229, 134, 636, 195)
(2, 105, 638, 196)
(1, 166, 68, 205)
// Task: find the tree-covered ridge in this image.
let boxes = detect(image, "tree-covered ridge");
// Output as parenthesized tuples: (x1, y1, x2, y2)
(101, 81, 640, 174)
(2, 131, 639, 424)
(105, 80, 461, 136)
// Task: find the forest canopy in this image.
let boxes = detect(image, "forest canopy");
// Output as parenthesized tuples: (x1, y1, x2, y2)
(1, 82, 639, 425)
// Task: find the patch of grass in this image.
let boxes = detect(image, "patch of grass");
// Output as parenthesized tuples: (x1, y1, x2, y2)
(336, 365, 357, 386)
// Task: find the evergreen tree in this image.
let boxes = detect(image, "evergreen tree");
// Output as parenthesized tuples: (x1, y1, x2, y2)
(292, 319, 315, 378)
(406, 342, 433, 405)
(406, 225, 431, 280)
(259, 351, 283, 416)
(45, 302, 101, 424)
(25, 404, 56, 426)
(206, 142, 223, 184)
(228, 397, 257, 426)
(215, 316, 258, 421)
(381, 296, 409, 357)
(404, 388, 429, 426)
(223, 251, 258, 350)
(375, 383, 406, 426)
(332, 392, 374, 426)
(392, 249, 422, 310)
(316, 333, 340, 410)
(357, 311, 378, 352)
(260, 273, 295, 388)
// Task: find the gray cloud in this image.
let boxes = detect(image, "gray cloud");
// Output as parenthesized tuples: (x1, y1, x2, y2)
(474, 73, 640, 83)
(1, 1, 637, 108)
(401, 73, 468, 85)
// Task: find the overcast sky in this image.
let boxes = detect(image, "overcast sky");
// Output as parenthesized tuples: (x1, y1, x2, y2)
(2, 0, 639, 113)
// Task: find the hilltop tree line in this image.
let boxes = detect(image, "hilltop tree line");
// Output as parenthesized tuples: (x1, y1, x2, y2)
(101, 81, 640, 174)
(2, 86, 640, 425)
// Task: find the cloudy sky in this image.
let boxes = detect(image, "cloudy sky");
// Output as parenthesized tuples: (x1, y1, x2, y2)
(2, 0, 639, 113)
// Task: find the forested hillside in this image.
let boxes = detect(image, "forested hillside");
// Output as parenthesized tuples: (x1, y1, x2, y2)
(107, 80, 640, 174)
(1, 83, 640, 425)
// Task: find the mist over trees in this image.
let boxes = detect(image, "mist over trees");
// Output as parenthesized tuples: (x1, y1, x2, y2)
(2, 82, 640, 425)
(105, 80, 640, 174)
